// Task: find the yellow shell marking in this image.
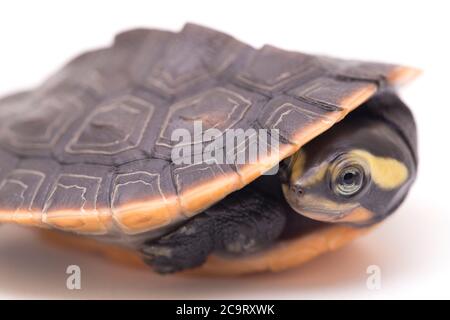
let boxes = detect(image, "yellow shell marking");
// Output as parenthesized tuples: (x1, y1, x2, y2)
(351, 149, 409, 190)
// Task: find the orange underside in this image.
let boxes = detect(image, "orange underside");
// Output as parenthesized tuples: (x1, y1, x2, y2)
(40, 224, 370, 276)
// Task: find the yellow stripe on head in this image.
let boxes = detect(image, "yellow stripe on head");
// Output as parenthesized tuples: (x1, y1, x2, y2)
(289, 150, 306, 185)
(289, 149, 329, 187)
(351, 149, 409, 190)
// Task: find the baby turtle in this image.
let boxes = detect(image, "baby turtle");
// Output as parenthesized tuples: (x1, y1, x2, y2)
(0, 24, 419, 275)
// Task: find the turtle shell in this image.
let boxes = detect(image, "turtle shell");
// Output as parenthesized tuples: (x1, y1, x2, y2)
(0, 23, 418, 239)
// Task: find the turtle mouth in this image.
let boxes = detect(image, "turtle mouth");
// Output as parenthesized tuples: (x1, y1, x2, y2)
(279, 204, 375, 240)
(282, 185, 360, 223)
(292, 207, 354, 222)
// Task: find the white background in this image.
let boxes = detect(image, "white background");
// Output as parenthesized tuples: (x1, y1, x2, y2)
(0, 0, 448, 299)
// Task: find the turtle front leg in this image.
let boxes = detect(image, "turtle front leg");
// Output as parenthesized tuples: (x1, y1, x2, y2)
(140, 215, 215, 274)
(140, 187, 287, 274)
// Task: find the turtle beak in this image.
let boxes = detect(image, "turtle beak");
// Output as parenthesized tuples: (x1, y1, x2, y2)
(282, 182, 362, 223)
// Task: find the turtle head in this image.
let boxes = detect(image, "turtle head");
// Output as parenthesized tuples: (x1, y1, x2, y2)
(281, 115, 416, 227)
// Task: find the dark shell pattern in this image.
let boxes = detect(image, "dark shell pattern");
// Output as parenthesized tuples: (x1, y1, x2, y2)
(0, 23, 409, 239)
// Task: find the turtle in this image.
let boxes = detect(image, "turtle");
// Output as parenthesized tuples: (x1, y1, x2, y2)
(0, 23, 419, 275)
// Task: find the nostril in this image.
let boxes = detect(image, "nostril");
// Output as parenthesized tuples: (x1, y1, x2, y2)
(291, 184, 304, 196)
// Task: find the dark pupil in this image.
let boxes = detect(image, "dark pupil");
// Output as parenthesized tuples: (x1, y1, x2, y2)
(343, 171, 358, 185)
(334, 165, 364, 197)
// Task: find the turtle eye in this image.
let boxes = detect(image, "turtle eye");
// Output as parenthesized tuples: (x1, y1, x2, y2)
(334, 166, 364, 196)
(330, 155, 369, 198)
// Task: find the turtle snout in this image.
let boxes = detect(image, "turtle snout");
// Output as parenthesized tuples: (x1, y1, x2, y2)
(290, 184, 304, 196)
